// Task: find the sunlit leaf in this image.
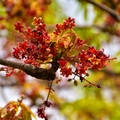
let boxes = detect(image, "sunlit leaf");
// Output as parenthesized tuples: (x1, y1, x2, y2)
(0, 101, 36, 120)
(20, 103, 36, 120)
(0, 101, 17, 118)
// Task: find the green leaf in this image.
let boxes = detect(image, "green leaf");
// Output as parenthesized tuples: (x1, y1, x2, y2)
(21, 106, 32, 120)
(20, 103, 37, 120)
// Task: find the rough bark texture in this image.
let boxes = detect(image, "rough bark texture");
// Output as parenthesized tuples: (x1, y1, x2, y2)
(0, 58, 59, 80)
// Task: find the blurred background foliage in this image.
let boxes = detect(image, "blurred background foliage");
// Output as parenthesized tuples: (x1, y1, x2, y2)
(0, 0, 120, 120)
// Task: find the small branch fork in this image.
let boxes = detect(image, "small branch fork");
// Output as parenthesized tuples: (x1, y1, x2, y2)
(84, 78, 101, 88)
(72, 72, 102, 88)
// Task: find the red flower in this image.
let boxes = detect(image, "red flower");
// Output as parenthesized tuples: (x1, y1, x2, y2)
(58, 59, 67, 68)
(60, 67, 72, 77)
(12, 17, 111, 82)
(14, 22, 24, 33)
(54, 17, 75, 35)
(37, 108, 48, 120)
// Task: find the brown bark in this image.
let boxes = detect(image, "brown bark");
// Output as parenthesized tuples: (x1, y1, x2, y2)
(0, 58, 59, 80)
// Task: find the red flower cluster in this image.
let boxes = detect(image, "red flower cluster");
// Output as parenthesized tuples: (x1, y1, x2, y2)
(14, 22, 24, 33)
(53, 17, 75, 35)
(37, 107, 48, 120)
(58, 46, 110, 80)
(75, 47, 110, 77)
(37, 101, 52, 120)
(13, 17, 55, 67)
(0, 66, 15, 77)
(58, 59, 72, 77)
(12, 17, 76, 67)
(12, 17, 113, 119)
(13, 17, 111, 81)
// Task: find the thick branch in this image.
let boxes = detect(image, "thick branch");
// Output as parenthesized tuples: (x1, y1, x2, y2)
(83, 0, 120, 21)
(0, 58, 59, 80)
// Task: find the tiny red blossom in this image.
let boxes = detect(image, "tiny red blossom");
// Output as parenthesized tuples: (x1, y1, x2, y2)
(14, 22, 24, 33)
(58, 59, 67, 68)
(53, 17, 75, 35)
(60, 67, 72, 77)
(37, 108, 48, 120)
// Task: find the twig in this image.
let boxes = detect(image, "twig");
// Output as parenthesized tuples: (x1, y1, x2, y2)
(83, 0, 120, 21)
(84, 78, 101, 88)
(103, 69, 120, 77)
(46, 80, 53, 102)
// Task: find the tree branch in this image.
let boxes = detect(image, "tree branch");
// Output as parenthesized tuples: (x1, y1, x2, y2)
(103, 69, 120, 77)
(48, 24, 114, 36)
(47, 24, 105, 30)
(83, 0, 120, 21)
(0, 58, 59, 80)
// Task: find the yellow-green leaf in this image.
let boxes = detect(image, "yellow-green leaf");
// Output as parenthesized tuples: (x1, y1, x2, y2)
(20, 103, 37, 120)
